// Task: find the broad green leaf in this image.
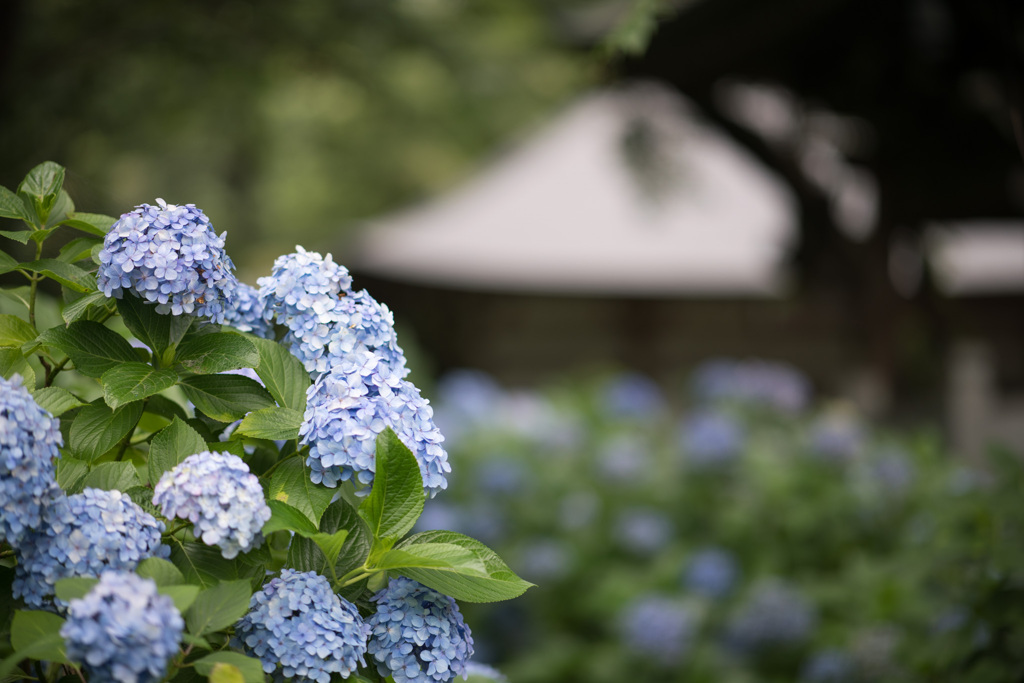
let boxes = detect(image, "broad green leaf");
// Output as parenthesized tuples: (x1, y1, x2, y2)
(175, 333, 258, 375)
(125, 485, 162, 518)
(148, 417, 207, 485)
(68, 399, 143, 461)
(308, 529, 350, 573)
(0, 635, 66, 678)
(168, 538, 268, 589)
(18, 161, 65, 221)
(57, 236, 102, 263)
(397, 531, 534, 603)
(358, 428, 426, 542)
(54, 577, 98, 602)
(40, 320, 137, 377)
(0, 313, 36, 347)
(287, 498, 371, 582)
(60, 212, 116, 237)
(20, 259, 96, 292)
(80, 461, 142, 491)
(101, 362, 178, 409)
(0, 347, 35, 386)
(0, 249, 18, 273)
(0, 229, 31, 244)
(0, 185, 32, 222)
(252, 337, 310, 411)
(182, 633, 212, 650)
(136, 557, 186, 587)
(194, 652, 266, 683)
(117, 294, 193, 360)
(268, 457, 335, 528)
(160, 584, 201, 614)
(31, 386, 85, 416)
(235, 406, 302, 441)
(373, 543, 487, 574)
(207, 663, 246, 683)
(145, 394, 189, 422)
(55, 457, 89, 493)
(62, 290, 111, 324)
(27, 226, 61, 245)
(10, 610, 69, 663)
(185, 580, 252, 636)
(263, 499, 320, 536)
(44, 189, 74, 228)
(179, 374, 276, 423)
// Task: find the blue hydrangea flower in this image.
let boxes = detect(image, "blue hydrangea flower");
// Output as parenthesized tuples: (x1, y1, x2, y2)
(233, 569, 370, 683)
(683, 547, 739, 598)
(618, 595, 696, 665)
(726, 580, 817, 653)
(222, 281, 275, 338)
(516, 538, 571, 582)
(464, 662, 508, 682)
(62, 571, 183, 683)
(153, 451, 270, 559)
(679, 410, 745, 468)
(13, 488, 167, 609)
(801, 649, 855, 682)
(597, 434, 649, 482)
(432, 370, 505, 443)
(367, 577, 474, 683)
(299, 350, 450, 496)
(613, 508, 674, 556)
(97, 199, 237, 321)
(0, 375, 65, 545)
(692, 359, 810, 413)
(809, 411, 864, 462)
(601, 372, 665, 419)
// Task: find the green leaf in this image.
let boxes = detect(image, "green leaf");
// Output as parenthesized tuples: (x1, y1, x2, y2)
(185, 580, 252, 636)
(20, 259, 96, 293)
(0, 347, 35, 386)
(263, 499, 319, 536)
(136, 557, 186, 587)
(10, 610, 69, 663)
(62, 291, 111, 324)
(45, 189, 74, 228)
(116, 294, 193, 360)
(55, 457, 89, 493)
(268, 457, 335, 528)
(57, 236, 102, 263)
(31, 386, 85, 416)
(358, 428, 426, 542)
(0, 634, 67, 678)
(40, 320, 138, 377)
(146, 394, 189, 422)
(373, 543, 487, 574)
(68, 399, 143, 461)
(0, 185, 32, 222)
(18, 161, 65, 221)
(125, 485, 162, 518)
(54, 577, 98, 602)
(60, 212, 116, 237)
(175, 333, 258, 375)
(0, 249, 18, 273)
(397, 531, 534, 603)
(181, 633, 212, 650)
(168, 538, 267, 589)
(252, 337, 310, 411)
(101, 362, 178, 409)
(0, 229, 31, 244)
(148, 417, 207, 485)
(160, 584, 202, 614)
(287, 498, 371, 583)
(80, 461, 142, 491)
(0, 313, 36, 347)
(235, 406, 303, 441)
(179, 374, 276, 423)
(194, 652, 266, 683)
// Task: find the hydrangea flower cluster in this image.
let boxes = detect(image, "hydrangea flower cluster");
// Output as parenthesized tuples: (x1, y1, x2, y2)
(683, 547, 739, 599)
(222, 281, 275, 338)
(618, 595, 696, 665)
(463, 662, 509, 682)
(234, 570, 370, 683)
(601, 372, 666, 419)
(97, 199, 237, 321)
(367, 577, 474, 683)
(726, 581, 817, 653)
(153, 451, 270, 559)
(62, 571, 183, 683)
(679, 410, 745, 468)
(0, 375, 64, 544)
(808, 411, 864, 462)
(13, 488, 167, 608)
(692, 359, 810, 413)
(300, 349, 450, 495)
(613, 508, 674, 556)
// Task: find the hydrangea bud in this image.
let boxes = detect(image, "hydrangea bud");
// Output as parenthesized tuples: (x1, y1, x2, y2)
(367, 577, 474, 683)
(234, 569, 370, 683)
(62, 571, 183, 683)
(153, 451, 270, 559)
(97, 199, 237, 321)
(0, 375, 64, 545)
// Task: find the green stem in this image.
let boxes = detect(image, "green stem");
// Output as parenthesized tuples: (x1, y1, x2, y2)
(27, 239, 43, 328)
(162, 521, 190, 538)
(337, 571, 373, 590)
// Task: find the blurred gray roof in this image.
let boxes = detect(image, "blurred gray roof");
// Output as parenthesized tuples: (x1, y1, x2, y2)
(351, 82, 797, 297)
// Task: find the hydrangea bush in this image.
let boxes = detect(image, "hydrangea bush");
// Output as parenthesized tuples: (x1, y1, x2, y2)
(0, 162, 531, 682)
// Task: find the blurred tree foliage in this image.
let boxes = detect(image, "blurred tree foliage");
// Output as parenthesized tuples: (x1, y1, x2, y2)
(0, 0, 598, 277)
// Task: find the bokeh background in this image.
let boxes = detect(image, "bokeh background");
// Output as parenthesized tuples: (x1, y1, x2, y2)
(3, 1, 1024, 681)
